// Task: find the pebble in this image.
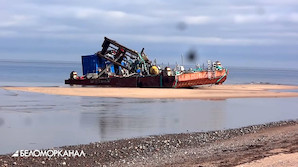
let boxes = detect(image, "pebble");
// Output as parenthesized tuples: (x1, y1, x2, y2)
(0, 120, 295, 166)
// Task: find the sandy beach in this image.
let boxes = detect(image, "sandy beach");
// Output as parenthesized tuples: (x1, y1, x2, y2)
(2, 84, 298, 99)
(0, 120, 297, 166)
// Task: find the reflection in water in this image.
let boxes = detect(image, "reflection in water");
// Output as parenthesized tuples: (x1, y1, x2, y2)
(79, 97, 227, 141)
(0, 89, 298, 155)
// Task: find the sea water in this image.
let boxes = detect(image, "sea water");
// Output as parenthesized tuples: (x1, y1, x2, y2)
(0, 60, 298, 154)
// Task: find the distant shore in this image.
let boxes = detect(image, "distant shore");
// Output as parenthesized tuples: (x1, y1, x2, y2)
(1, 120, 297, 166)
(2, 84, 298, 99)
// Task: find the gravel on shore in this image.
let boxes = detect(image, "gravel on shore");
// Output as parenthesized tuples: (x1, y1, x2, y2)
(0, 120, 297, 167)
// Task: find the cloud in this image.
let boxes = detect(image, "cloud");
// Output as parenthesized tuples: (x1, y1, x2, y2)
(36, 25, 82, 33)
(1, 0, 298, 68)
(233, 14, 273, 23)
(232, 13, 298, 24)
(183, 16, 211, 25)
(0, 30, 18, 37)
(112, 34, 277, 46)
(289, 13, 298, 22)
(0, 14, 37, 27)
(257, 0, 298, 5)
(73, 8, 131, 20)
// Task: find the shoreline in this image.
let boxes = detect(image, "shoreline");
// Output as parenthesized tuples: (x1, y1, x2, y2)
(0, 120, 297, 166)
(2, 84, 298, 99)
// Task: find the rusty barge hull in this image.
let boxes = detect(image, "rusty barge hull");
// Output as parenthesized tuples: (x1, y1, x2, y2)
(65, 69, 228, 88)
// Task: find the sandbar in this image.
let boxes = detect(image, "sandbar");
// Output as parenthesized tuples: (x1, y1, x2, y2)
(2, 84, 298, 99)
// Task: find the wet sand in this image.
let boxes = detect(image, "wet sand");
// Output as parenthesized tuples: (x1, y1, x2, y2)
(0, 120, 297, 166)
(2, 84, 298, 99)
(236, 152, 298, 167)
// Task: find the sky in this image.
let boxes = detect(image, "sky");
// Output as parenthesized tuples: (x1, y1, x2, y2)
(1, 0, 298, 68)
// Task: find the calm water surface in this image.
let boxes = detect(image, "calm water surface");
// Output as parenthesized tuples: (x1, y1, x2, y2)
(0, 60, 298, 154)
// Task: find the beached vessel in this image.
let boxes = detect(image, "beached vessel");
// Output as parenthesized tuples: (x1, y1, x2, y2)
(65, 37, 228, 88)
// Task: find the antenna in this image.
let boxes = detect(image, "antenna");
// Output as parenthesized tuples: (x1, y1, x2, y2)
(181, 54, 184, 66)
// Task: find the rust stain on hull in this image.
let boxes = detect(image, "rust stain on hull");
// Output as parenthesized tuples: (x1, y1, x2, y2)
(65, 69, 228, 88)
